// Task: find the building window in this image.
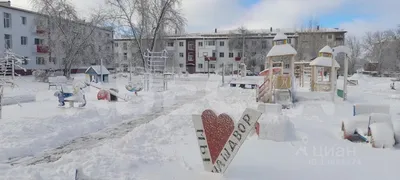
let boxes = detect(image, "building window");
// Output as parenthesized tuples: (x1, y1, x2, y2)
(287, 38, 292, 44)
(123, 53, 127, 60)
(328, 34, 333, 39)
(198, 42, 203, 47)
(179, 42, 184, 46)
(4, 34, 12, 49)
(262, 41, 267, 49)
(188, 41, 194, 50)
(179, 53, 184, 57)
(179, 63, 183, 68)
(34, 38, 43, 45)
(275, 40, 284, 45)
(123, 42, 127, 50)
(285, 63, 290, 69)
(238, 52, 242, 57)
(49, 57, 56, 64)
(36, 57, 45, 65)
(188, 52, 194, 61)
(209, 64, 215, 68)
(167, 42, 174, 47)
(198, 64, 203, 68)
(220, 41, 224, 46)
(229, 52, 234, 58)
(22, 57, 28, 65)
(207, 40, 215, 46)
(21, 16, 26, 25)
(21, 36, 27, 45)
(212, 52, 216, 57)
(4, 12, 11, 28)
(219, 52, 224, 58)
(114, 43, 118, 47)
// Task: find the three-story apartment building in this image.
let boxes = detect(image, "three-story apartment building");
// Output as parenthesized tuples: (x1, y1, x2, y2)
(0, 2, 113, 75)
(114, 28, 346, 74)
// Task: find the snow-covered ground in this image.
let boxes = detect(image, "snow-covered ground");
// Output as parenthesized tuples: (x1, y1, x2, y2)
(1, 73, 400, 179)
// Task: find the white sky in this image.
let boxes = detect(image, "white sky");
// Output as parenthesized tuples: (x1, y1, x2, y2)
(10, 0, 400, 37)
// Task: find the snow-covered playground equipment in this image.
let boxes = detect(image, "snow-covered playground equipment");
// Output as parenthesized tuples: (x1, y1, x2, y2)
(309, 46, 340, 92)
(341, 103, 400, 148)
(257, 32, 296, 108)
(142, 49, 172, 92)
(86, 82, 128, 102)
(54, 84, 86, 107)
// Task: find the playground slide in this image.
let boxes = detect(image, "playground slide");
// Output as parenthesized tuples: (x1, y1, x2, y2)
(87, 82, 128, 102)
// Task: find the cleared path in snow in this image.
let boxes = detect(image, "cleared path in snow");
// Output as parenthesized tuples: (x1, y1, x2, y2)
(8, 89, 207, 166)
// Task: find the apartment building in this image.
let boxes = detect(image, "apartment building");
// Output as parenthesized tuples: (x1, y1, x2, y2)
(0, 2, 113, 75)
(114, 28, 346, 74)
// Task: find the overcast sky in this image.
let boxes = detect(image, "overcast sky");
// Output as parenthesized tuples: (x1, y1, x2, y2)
(11, 0, 400, 36)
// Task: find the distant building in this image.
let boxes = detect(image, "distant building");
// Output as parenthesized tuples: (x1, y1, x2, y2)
(0, 2, 113, 75)
(114, 28, 346, 74)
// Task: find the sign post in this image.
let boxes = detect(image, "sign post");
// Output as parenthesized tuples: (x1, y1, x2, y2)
(192, 108, 262, 174)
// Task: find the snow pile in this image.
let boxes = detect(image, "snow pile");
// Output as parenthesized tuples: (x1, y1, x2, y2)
(342, 114, 370, 136)
(348, 73, 368, 85)
(353, 104, 390, 116)
(392, 120, 400, 143)
(369, 113, 393, 127)
(257, 114, 297, 142)
(369, 123, 395, 148)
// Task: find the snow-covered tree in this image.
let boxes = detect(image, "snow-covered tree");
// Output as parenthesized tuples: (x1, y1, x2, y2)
(31, 0, 112, 78)
(362, 31, 389, 73)
(345, 35, 362, 75)
(107, 0, 186, 71)
(228, 27, 270, 71)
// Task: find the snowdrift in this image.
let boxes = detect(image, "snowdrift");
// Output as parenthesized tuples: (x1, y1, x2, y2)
(369, 123, 395, 148)
(257, 114, 297, 142)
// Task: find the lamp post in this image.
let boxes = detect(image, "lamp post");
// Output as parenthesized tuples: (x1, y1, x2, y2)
(203, 52, 209, 78)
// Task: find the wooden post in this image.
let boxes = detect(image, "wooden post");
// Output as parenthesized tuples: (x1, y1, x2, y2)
(0, 85, 3, 119)
(268, 57, 273, 102)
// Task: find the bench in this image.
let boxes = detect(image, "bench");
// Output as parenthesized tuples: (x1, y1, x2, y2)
(48, 76, 69, 89)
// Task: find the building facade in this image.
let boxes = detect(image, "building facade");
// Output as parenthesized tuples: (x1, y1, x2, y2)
(114, 29, 346, 74)
(0, 2, 113, 75)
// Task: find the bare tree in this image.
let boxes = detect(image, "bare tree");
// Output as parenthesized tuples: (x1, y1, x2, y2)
(296, 18, 326, 61)
(362, 31, 389, 73)
(345, 35, 362, 74)
(31, 0, 111, 78)
(107, 0, 186, 71)
(228, 27, 270, 71)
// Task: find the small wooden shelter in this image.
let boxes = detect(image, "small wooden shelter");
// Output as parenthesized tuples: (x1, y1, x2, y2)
(309, 46, 340, 91)
(85, 65, 110, 83)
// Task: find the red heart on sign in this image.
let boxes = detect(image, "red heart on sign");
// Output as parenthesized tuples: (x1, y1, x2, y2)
(201, 109, 235, 164)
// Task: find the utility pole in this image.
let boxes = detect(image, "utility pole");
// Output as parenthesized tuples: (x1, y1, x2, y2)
(100, 58, 103, 83)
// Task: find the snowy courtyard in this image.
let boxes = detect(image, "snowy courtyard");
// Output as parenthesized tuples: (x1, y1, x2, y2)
(0, 73, 398, 180)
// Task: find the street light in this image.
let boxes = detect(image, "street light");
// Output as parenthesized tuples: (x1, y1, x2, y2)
(203, 52, 209, 77)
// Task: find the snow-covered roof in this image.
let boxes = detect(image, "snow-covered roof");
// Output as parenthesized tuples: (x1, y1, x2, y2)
(85, 65, 110, 75)
(319, 45, 333, 54)
(273, 33, 287, 41)
(309, 57, 340, 68)
(267, 44, 297, 57)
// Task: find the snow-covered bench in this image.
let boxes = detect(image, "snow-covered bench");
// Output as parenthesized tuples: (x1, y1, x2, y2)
(342, 104, 397, 148)
(48, 76, 69, 89)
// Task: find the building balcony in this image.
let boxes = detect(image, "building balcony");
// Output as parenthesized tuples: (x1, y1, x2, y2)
(206, 57, 216, 61)
(36, 27, 46, 34)
(235, 57, 241, 61)
(36, 45, 49, 53)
